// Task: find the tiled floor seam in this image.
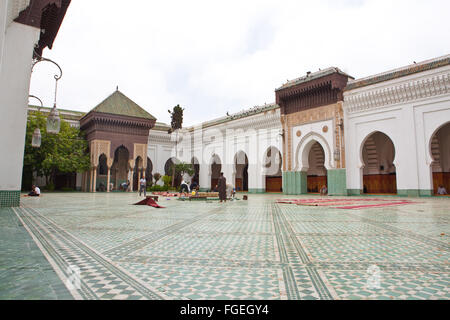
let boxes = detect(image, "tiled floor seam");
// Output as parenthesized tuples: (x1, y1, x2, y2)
(20, 206, 168, 300)
(273, 203, 336, 300)
(13, 207, 91, 300)
(102, 206, 224, 257)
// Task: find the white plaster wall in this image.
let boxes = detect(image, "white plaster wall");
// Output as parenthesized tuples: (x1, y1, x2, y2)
(0, 22, 40, 191)
(344, 65, 450, 192)
(0, 1, 7, 68)
(413, 97, 450, 190)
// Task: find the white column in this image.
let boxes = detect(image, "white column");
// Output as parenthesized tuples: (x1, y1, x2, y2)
(130, 169, 134, 192)
(199, 163, 209, 191)
(107, 167, 111, 192)
(0, 22, 40, 199)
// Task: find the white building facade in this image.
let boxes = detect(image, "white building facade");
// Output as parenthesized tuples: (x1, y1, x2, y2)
(344, 55, 450, 196)
(19, 54, 450, 201)
(148, 104, 283, 193)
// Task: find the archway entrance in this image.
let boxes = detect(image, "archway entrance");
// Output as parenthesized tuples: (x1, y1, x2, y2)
(307, 142, 327, 193)
(133, 156, 143, 191)
(146, 157, 153, 185)
(191, 157, 200, 185)
(96, 154, 108, 192)
(264, 147, 282, 193)
(431, 122, 450, 195)
(234, 151, 248, 192)
(164, 158, 181, 187)
(362, 132, 397, 194)
(210, 154, 222, 191)
(111, 146, 130, 191)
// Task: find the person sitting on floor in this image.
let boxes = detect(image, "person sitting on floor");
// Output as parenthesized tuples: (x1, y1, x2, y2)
(28, 185, 40, 197)
(190, 181, 198, 191)
(180, 179, 190, 194)
(320, 185, 328, 196)
(121, 180, 130, 191)
(437, 185, 448, 195)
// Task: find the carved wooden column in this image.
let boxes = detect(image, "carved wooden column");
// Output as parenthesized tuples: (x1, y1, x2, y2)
(128, 159, 135, 192)
(106, 158, 113, 192)
(93, 167, 97, 193)
(130, 169, 134, 192)
(89, 168, 94, 192)
(107, 167, 111, 192)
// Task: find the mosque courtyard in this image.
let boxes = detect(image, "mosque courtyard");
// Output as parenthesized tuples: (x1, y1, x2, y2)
(0, 193, 449, 300)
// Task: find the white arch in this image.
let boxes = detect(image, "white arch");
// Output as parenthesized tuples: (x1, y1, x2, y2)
(295, 132, 333, 171)
(358, 130, 398, 194)
(357, 129, 398, 169)
(208, 153, 222, 175)
(262, 146, 282, 176)
(427, 120, 450, 165)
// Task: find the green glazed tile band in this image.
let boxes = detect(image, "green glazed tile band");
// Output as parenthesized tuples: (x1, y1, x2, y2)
(0, 190, 20, 208)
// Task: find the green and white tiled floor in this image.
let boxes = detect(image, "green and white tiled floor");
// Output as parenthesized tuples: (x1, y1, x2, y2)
(0, 193, 449, 300)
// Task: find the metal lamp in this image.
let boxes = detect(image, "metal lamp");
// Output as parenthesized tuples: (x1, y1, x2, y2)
(47, 103, 61, 134)
(29, 95, 44, 148)
(31, 51, 62, 135)
(334, 149, 341, 162)
(31, 127, 42, 148)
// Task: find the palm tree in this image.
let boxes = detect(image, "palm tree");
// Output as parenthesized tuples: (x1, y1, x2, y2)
(168, 105, 184, 187)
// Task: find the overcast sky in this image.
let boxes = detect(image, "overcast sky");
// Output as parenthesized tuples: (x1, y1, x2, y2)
(29, 0, 450, 126)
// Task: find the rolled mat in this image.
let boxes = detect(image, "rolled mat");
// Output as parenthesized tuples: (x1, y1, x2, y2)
(133, 197, 165, 208)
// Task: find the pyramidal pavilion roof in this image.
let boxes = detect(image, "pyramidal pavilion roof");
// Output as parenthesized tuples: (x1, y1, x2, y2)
(85, 90, 156, 120)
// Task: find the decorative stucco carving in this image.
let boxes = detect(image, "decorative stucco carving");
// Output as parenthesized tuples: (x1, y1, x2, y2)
(345, 72, 450, 114)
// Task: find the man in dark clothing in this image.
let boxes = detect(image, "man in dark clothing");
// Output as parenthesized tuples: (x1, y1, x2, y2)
(217, 172, 227, 203)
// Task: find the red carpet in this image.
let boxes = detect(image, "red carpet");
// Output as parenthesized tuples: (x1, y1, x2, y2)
(276, 198, 417, 210)
(133, 197, 165, 208)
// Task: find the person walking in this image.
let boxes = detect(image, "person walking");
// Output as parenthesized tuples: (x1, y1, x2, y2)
(217, 172, 227, 203)
(139, 175, 147, 197)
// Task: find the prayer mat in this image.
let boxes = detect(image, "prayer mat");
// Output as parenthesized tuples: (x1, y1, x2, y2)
(133, 197, 165, 208)
(276, 198, 417, 210)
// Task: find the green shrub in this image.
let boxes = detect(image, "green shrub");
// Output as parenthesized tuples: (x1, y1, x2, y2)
(60, 187, 74, 192)
(162, 175, 172, 187)
(45, 182, 55, 191)
(147, 185, 169, 192)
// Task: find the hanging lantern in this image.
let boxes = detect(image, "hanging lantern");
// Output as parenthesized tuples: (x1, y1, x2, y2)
(31, 127, 42, 148)
(47, 104, 61, 134)
(334, 149, 341, 161)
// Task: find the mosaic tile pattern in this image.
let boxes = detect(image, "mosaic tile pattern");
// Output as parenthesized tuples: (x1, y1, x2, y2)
(0, 193, 449, 300)
(0, 191, 20, 208)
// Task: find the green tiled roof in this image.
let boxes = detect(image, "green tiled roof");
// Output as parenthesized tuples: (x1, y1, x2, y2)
(152, 122, 171, 132)
(89, 90, 156, 120)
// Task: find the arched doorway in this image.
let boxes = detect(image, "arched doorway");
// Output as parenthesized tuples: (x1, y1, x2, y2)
(145, 157, 153, 184)
(307, 142, 327, 193)
(234, 151, 248, 192)
(191, 157, 200, 185)
(210, 154, 222, 191)
(361, 131, 397, 194)
(111, 146, 130, 191)
(164, 157, 181, 187)
(133, 156, 143, 191)
(96, 154, 108, 192)
(146, 157, 153, 185)
(430, 122, 450, 195)
(264, 147, 282, 192)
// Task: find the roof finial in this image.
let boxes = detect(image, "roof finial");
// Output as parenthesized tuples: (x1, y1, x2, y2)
(116, 85, 119, 91)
